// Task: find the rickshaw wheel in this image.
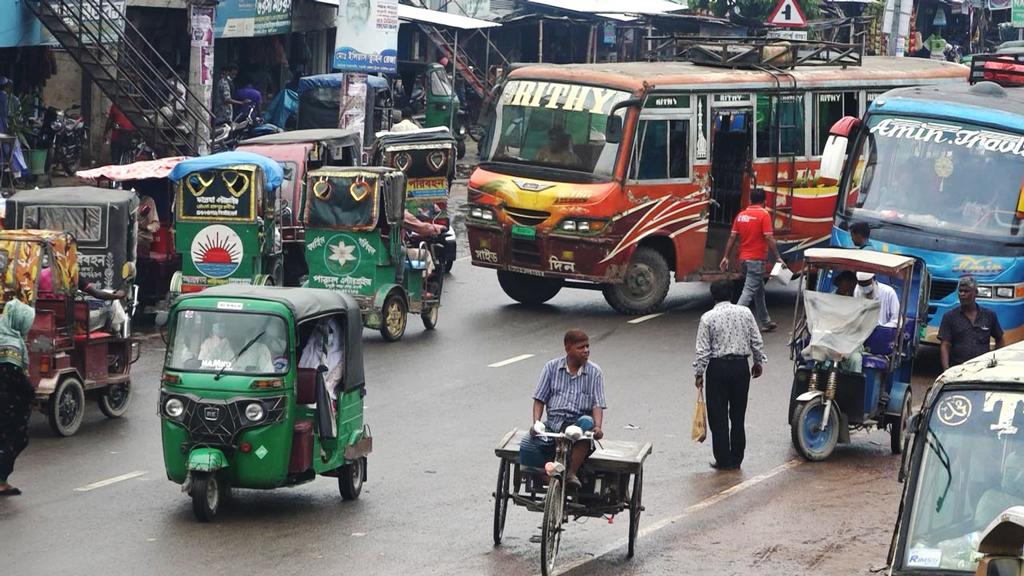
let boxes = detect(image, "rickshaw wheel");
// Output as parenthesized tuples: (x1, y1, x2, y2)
(540, 476, 564, 576)
(191, 472, 221, 522)
(339, 457, 364, 500)
(791, 397, 840, 461)
(48, 377, 85, 437)
(421, 304, 439, 330)
(601, 247, 670, 315)
(627, 468, 644, 559)
(98, 381, 132, 418)
(380, 293, 407, 342)
(891, 391, 913, 455)
(493, 459, 511, 546)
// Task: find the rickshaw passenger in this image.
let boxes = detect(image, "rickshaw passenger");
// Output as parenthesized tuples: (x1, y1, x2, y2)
(854, 272, 900, 328)
(299, 317, 344, 397)
(198, 322, 234, 365)
(833, 271, 857, 297)
(230, 320, 288, 373)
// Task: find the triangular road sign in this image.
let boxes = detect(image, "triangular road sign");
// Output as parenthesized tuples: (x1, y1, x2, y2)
(768, 0, 807, 27)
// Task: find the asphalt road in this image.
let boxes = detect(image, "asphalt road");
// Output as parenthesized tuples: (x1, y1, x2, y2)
(0, 231, 944, 575)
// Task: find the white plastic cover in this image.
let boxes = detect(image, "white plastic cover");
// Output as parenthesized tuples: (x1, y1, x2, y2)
(801, 291, 880, 361)
(818, 134, 847, 181)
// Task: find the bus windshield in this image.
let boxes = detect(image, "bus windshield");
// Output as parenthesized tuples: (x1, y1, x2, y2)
(482, 80, 629, 179)
(902, 389, 1024, 573)
(841, 114, 1024, 242)
(167, 309, 289, 375)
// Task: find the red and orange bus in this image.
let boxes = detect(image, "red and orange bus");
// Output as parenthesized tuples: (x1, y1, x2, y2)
(466, 53, 965, 314)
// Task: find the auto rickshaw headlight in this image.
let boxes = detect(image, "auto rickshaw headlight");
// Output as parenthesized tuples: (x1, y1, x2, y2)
(244, 402, 265, 422)
(164, 397, 184, 418)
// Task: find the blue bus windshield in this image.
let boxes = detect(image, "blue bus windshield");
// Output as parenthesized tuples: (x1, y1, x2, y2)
(840, 114, 1024, 242)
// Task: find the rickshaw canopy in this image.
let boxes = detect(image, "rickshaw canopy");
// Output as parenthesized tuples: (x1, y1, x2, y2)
(305, 166, 406, 230)
(803, 248, 917, 277)
(75, 157, 190, 182)
(169, 151, 284, 190)
(240, 128, 361, 148)
(0, 230, 78, 304)
(373, 127, 456, 147)
(174, 285, 365, 390)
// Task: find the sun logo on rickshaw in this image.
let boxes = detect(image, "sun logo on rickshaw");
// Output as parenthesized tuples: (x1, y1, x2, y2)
(324, 234, 360, 275)
(191, 224, 243, 279)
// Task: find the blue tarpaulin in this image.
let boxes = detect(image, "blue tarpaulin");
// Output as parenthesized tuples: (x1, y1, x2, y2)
(265, 88, 298, 128)
(168, 151, 284, 190)
(297, 74, 389, 95)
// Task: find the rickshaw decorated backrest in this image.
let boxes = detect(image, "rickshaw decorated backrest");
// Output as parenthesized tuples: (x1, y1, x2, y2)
(169, 152, 284, 222)
(305, 167, 406, 231)
(0, 230, 78, 304)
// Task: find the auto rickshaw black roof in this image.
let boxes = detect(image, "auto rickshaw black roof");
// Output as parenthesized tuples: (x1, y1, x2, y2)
(8, 186, 139, 206)
(307, 166, 407, 226)
(240, 128, 362, 147)
(174, 285, 366, 389)
(374, 127, 457, 147)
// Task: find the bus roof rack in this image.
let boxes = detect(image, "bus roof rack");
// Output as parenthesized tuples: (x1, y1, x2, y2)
(969, 53, 1024, 87)
(645, 36, 862, 69)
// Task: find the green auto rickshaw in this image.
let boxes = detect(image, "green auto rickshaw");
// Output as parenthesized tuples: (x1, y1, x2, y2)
(303, 166, 445, 342)
(167, 152, 287, 296)
(159, 285, 372, 522)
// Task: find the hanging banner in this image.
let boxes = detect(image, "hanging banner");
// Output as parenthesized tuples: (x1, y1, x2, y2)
(446, 0, 491, 19)
(603, 22, 616, 44)
(339, 74, 368, 151)
(333, 0, 398, 74)
(255, 0, 292, 35)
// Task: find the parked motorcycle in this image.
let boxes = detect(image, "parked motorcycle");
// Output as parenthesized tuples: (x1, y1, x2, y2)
(50, 105, 87, 176)
(211, 105, 280, 152)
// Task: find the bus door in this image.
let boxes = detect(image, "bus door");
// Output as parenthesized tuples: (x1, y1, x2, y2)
(707, 94, 754, 268)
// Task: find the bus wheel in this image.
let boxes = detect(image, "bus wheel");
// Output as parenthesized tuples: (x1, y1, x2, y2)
(497, 271, 562, 305)
(602, 247, 669, 315)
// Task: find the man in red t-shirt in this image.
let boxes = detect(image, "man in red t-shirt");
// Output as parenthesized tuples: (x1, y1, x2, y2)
(719, 188, 783, 332)
(103, 104, 135, 164)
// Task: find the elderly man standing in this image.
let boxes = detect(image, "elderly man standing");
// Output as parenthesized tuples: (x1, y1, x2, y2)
(939, 275, 1004, 371)
(694, 280, 766, 470)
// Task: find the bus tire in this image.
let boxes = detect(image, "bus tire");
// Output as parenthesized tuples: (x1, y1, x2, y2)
(497, 271, 562, 306)
(602, 247, 669, 315)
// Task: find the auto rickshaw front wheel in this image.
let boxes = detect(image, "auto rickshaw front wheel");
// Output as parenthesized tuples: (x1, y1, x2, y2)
(791, 396, 840, 462)
(191, 472, 223, 522)
(48, 376, 85, 437)
(380, 293, 408, 342)
(422, 304, 439, 330)
(339, 457, 365, 500)
(890, 391, 913, 455)
(98, 381, 132, 418)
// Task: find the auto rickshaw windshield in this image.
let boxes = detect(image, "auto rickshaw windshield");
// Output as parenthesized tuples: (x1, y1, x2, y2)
(902, 388, 1024, 573)
(166, 309, 290, 375)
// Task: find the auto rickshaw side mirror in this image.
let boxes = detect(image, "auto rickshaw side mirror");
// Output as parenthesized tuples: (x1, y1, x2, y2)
(974, 506, 1024, 576)
(155, 311, 169, 328)
(122, 262, 136, 281)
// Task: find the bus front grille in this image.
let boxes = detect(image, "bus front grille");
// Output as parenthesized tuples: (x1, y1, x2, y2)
(505, 207, 550, 227)
(511, 239, 542, 266)
(930, 280, 958, 301)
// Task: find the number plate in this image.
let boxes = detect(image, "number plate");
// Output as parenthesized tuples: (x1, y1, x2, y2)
(511, 225, 536, 239)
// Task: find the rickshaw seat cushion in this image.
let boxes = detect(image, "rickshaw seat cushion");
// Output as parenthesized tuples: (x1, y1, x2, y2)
(296, 368, 318, 405)
(864, 326, 897, 355)
(289, 420, 314, 474)
(861, 355, 889, 371)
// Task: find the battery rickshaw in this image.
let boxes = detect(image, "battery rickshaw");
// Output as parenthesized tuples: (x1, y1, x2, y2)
(888, 342, 1024, 575)
(237, 129, 362, 285)
(167, 152, 286, 295)
(0, 230, 138, 436)
(788, 248, 928, 461)
(493, 423, 652, 576)
(303, 166, 445, 342)
(158, 285, 372, 522)
(370, 127, 458, 272)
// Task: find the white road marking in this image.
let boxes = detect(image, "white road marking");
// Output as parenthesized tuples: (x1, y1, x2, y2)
(488, 354, 535, 368)
(627, 313, 664, 324)
(74, 470, 147, 492)
(545, 459, 803, 575)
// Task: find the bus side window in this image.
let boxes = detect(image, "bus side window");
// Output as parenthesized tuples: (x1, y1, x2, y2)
(814, 92, 859, 155)
(631, 119, 690, 180)
(755, 95, 805, 158)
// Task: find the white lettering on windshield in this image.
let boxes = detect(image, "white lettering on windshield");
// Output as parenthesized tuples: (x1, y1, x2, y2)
(503, 81, 622, 115)
(871, 118, 1024, 156)
(984, 392, 1024, 438)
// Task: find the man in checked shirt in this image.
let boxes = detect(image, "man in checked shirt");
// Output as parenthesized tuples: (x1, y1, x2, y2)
(525, 330, 606, 489)
(694, 281, 767, 470)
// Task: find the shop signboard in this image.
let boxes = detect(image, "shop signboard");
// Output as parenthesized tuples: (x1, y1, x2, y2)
(1013, 0, 1024, 26)
(0, 0, 53, 48)
(446, 0, 491, 18)
(216, 0, 291, 37)
(333, 0, 398, 74)
(255, 0, 292, 35)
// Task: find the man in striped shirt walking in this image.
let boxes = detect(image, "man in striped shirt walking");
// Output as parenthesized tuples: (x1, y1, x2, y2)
(526, 330, 606, 488)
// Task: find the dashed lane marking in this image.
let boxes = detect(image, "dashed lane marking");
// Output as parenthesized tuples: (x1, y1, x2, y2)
(627, 313, 664, 324)
(74, 470, 147, 492)
(488, 354, 535, 368)
(544, 459, 803, 575)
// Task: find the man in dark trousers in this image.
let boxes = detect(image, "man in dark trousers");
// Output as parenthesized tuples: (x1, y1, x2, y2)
(720, 188, 783, 332)
(694, 280, 766, 470)
(940, 275, 1004, 371)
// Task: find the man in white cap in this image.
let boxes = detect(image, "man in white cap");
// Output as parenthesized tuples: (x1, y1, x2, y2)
(854, 271, 900, 328)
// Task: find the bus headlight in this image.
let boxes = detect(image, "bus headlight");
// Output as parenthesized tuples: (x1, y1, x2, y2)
(977, 286, 993, 298)
(244, 402, 265, 422)
(557, 219, 606, 234)
(164, 397, 184, 418)
(996, 286, 1014, 299)
(469, 205, 495, 221)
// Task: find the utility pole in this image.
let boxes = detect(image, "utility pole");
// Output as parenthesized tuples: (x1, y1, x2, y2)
(188, 0, 215, 155)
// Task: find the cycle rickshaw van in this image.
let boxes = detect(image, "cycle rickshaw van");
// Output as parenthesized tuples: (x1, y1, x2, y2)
(167, 151, 286, 295)
(0, 230, 137, 436)
(788, 248, 929, 461)
(5, 187, 141, 327)
(888, 342, 1024, 575)
(158, 284, 372, 522)
(370, 127, 458, 272)
(237, 129, 362, 285)
(303, 166, 445, 342)
(75, 157, 189, 314)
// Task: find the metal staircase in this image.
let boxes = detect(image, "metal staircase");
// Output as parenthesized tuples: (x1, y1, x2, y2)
(417, 1, 508, 100)
(26, 0, 211, 157)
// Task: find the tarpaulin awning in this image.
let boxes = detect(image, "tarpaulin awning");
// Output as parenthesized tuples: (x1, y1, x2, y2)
(168, 151, 284, 190)
(75, 157, 190, 182)
(397, 4, 501, 29)
(526, 0, 687, 19)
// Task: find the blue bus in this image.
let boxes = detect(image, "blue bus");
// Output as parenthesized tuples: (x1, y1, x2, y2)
(824, 58, 1024, 344)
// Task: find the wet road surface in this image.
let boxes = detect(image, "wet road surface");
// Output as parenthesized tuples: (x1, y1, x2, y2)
(0, 209, 942, 575)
